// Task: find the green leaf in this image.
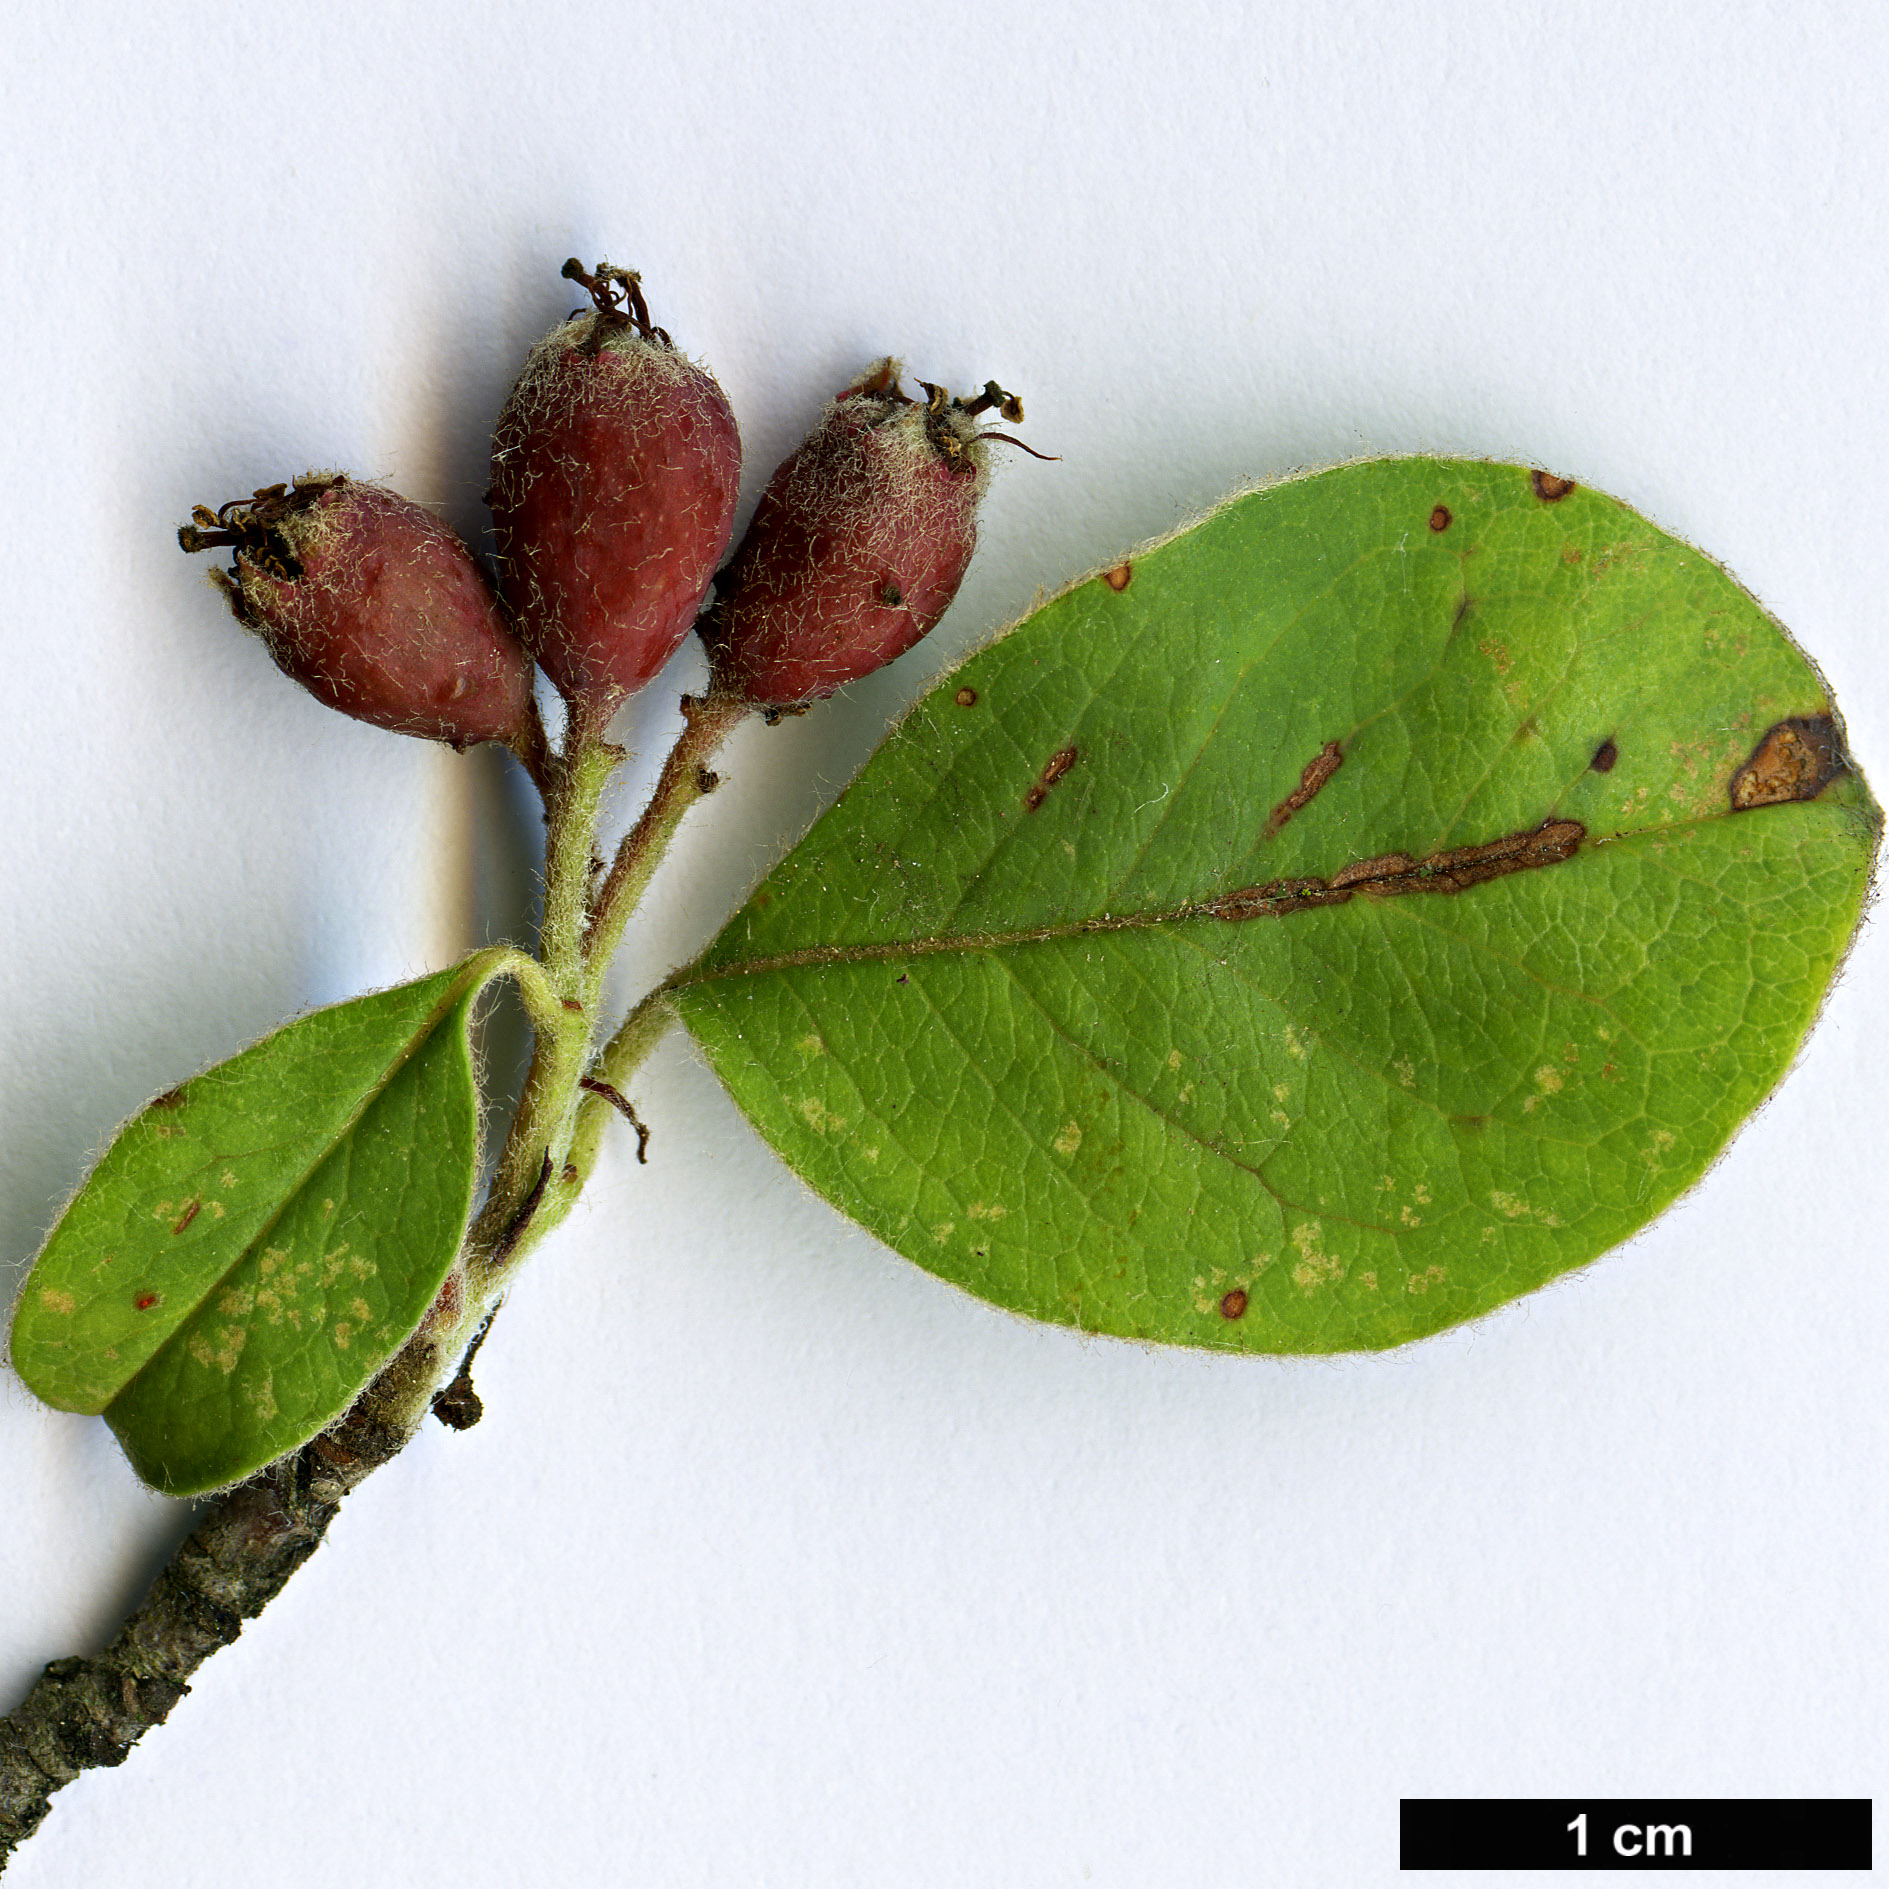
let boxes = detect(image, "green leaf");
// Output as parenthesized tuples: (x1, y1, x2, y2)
(10, 951, 509, 1494)
(676, 458, 1880, 1353)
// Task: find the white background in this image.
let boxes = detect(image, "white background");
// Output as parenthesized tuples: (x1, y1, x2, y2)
(2, 4, 1884, 1884)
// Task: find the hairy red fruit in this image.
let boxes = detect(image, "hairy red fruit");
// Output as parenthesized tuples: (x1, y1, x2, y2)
(705, 364, 1024, 709)
(179, 475, 533, 749)
(488, 261, 742, 715)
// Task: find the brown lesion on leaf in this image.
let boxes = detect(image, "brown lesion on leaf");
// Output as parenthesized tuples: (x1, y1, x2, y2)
(955, 686, 978, 707)
(1531, 470, 1576, 502)
(1729, 714, 1847, 810)
(1102, 560, 1133, 591)
(150, 1087, 186, 1111)
(1023, 745, 1080, 812)
(1590, 737, 1618, 773)
(1328, 851, 1415, 889)
(1264, 740, 1343, 839)
(1218, 1288, 1248, 1320)
(1428, 504, 1452, 532)
(1207, 818, 1586, 921)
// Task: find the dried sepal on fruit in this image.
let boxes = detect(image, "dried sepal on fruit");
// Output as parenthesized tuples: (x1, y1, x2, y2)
(179, 474, 534, 749)
(704, 363, 1041, 709)
(488, 261, 742, 718)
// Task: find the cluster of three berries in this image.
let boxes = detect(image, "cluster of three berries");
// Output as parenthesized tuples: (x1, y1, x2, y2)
(180, 261, 1025, 747)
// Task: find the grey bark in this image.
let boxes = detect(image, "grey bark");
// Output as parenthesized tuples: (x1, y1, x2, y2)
(0, 1403, 408, 1868)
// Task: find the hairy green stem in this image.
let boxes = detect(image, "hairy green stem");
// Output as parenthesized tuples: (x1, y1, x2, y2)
(481, 691, 747, 1276)
(467, 727, 618, 1296)
(550, 688, 747, 1189)
(582, 689, 748, 1007)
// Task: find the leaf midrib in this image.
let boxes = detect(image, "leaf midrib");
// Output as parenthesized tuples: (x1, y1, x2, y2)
(685, 797, 1836, 1000)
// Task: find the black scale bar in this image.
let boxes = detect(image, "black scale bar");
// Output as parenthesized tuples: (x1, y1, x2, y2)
(1401, 1798, 1871, 1870)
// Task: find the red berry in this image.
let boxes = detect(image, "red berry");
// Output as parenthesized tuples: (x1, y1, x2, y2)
(488, 261, 741, 715)
(705, 364, 1024, 708)
(179, 475, 533, 749)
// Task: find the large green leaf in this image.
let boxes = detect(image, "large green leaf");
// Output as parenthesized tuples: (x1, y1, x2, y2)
(10, 952, 508, 1494)
(677, 458, 1879, 1352)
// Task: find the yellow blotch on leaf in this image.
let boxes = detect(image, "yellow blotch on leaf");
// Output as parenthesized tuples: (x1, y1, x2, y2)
(1289, 1221, 1343, 1291)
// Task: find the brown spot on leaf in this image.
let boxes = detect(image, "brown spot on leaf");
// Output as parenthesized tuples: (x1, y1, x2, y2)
(1210, 818, 1585, 920)
(151, 1087, 185, 1111)
(1024, 746, 1080, 812)
(171, 1200, 200, 1235)
(1730, 715, 1846, 810)
(1329, 851, 1416, 889)
(1103, 561, 1133, 591)
(1532, 470, 1576, 502)
(955, 686, 978, 708)
(1591, 738, 1618, 773)
(1219, 1288, 1248, 1320)
(1264, 740, 1343, 838)
(1428, 504, 1452, 532)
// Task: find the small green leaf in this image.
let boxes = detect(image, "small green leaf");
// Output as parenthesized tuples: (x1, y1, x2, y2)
(10, 951, 509, 1494)
(677, 458, 1879, 1352)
